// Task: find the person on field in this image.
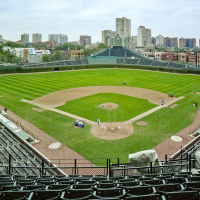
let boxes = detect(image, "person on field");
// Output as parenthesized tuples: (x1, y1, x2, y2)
(97, 118, 100, 125)
(4, 108, 7, 113)
(161, 99, 164, 105)
(101, 104, 104, 109)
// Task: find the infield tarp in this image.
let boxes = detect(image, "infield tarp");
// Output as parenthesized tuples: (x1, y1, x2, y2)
(0, 114, 29, 140)
(129, 150, 161, 167)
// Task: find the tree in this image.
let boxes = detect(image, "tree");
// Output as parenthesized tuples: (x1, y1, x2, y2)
(42, 55, 51, 62)
(98, 43, 107, 50)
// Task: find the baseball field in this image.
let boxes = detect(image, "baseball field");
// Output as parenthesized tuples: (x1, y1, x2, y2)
(0, 68, 200, 164)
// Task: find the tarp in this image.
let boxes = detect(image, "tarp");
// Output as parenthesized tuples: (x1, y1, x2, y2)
(0, 114, 29, 140)
(129, 150, 161, 167)
(195, 150, 200, 165)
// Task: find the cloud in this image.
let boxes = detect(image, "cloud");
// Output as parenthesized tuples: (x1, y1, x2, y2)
(0, 0, 200, 44)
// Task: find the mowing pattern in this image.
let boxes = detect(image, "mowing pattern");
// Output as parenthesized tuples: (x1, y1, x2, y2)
(0, 69, 200, 163)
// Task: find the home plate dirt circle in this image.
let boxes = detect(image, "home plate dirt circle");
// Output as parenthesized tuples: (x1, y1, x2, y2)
(91, 122, 134, 140)
(99, 103, 118, 110)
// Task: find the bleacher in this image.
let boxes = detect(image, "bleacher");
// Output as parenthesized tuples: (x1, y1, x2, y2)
(138, 59, 154, 66)
(0, 172, 199, 199)
(117, 58, 126, 64)
(0, 125, 55, 177)
(125, 59, 139, 65)
(151, 60, 169, 68)
(168, 63, 186, 69)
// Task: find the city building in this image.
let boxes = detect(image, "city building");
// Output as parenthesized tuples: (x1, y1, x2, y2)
(48, 34, 68, 45)
(179, 38, 185, 48)
(116, 17, 131, 47)
(164, 37, 178, 48)
(197, 53, 200, 66)
(152, 37, 156, 46)
(155, 52, 162, 60)
(162, 53, 178, 61)
(137, 26, 151, 47)
(179, 38, 196, 48)
(130, 36, 137, 48)
(178, 53, 188, 64)
(102, 30, 116, 44)
(102, 17, 131, 48)
(70, 50, 84, 59)
(32, 33, 42, 43)
(13, 48, 35, 61)
(68, 41, 80, 46)
(21, 33, 29, 45)
(188, 54, 196, 65)
(156, 35, 164, 46)
(80, 35, 91, 45)
(0, 35, 2, 42)
(27, 49, 51, 63)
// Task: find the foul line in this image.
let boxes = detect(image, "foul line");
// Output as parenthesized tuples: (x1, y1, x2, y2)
(21, 96, 184, 125)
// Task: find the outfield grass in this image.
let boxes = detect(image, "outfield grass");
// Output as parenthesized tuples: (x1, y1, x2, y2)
(0, 69, 200, 164)
(57, 93, 157, 122)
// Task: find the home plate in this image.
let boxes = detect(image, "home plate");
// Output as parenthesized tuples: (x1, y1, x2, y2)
(49, 142, 61, 149)
(171, 136, 182, 142)
(118, 126, 121, 129)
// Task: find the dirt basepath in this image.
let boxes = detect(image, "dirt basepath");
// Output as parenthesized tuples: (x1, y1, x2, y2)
(153, 107, 200, 161)
(33, 86, 177, 107)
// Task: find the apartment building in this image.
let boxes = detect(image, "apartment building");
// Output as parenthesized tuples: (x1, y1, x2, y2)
(32, 33, 42, 43)
(137, 26, 151, 47)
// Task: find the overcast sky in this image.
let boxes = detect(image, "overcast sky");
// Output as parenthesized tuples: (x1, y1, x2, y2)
(0, 0, 199, 44)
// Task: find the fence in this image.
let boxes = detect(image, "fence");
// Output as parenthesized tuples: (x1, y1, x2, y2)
(2, 154, 200, 177)
(3, 155, 120, 177)
(110, 155, 199, 177)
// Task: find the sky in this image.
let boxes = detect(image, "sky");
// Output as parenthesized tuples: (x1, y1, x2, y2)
(0, 0, 200, 45)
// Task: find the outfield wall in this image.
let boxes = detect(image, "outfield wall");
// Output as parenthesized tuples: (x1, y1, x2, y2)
(0, 64, 200, 75)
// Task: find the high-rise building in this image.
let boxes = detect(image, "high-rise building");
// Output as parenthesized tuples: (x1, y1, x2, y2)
(102, 30, 116, 44)
(116, 17, 131, 39)
(80, 35, 91, 45)
(48, 34, 68, 45)
(137, 26, 151, 47)
(21, 33, 29, 45)
(179, 37, 185, 48)
(32, 33, 42, 43)
(156, 34, 164, 46)
(130, 36, 137, 48)
(116, 17, 131, 47)
(164, 37, 178, 48)
(179, 38, 196, 48)
(152, 37, 156, 46)
(0, 35, 2, 42)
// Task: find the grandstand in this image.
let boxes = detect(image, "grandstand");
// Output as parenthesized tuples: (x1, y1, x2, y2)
(95, 46, 146, 59)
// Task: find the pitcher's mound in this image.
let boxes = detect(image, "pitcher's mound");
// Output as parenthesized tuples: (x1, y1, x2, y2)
(196, 92, 200, 94)
(91, 122, 133, 140)
(99, 103, 118, 110)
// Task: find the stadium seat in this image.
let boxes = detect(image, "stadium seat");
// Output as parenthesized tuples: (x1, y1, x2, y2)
(61, 188, 93, 199)
(125, 186, 156, 196)
(31, 190, 63, 200)
(93, 188, 126, 199)
(118, 181, 140, 187)
(126, 193, 164, 200)
(0, 191, 32, 200)
(162, 190, 199, 200)
(72, 184, 93, 189)
(94, 183, 117, 189)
